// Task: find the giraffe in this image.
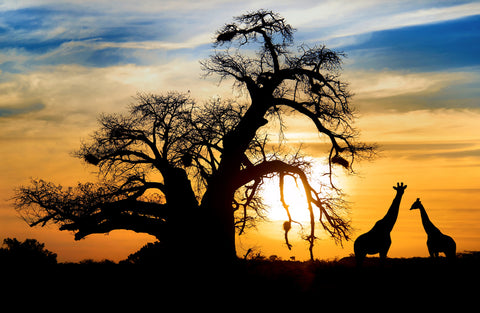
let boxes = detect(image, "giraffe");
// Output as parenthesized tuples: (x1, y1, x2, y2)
(354, 182, 407, 266)
(410, 198, 456, 261)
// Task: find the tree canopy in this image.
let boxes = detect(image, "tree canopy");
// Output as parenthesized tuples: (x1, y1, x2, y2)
(13, 10, 374, 261)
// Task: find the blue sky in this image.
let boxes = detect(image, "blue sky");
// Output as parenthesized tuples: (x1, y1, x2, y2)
(1, 1, 479, 74)
(0, 1, 478, 112)
(344, 15, 480, 71)
(1, 0, 480, 261)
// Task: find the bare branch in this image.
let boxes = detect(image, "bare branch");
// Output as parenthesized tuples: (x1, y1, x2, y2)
(235, 159, 351, 254)
(12, 179, 170, 240)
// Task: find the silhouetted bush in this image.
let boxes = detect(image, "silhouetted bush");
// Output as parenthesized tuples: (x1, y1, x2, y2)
(0, 237, 57, 266)
(120, 241, 165, 265)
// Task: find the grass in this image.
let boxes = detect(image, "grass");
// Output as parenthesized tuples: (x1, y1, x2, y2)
(2, 252, 479, 308)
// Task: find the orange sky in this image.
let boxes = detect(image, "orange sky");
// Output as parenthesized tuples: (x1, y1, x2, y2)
(2, 105, 479, 262)
(1, 1, 479, 262)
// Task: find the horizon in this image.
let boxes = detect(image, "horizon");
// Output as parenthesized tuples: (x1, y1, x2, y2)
(1, 0, 479, 262)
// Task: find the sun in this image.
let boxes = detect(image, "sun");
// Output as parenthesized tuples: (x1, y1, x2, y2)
(261, 161, 334, 222)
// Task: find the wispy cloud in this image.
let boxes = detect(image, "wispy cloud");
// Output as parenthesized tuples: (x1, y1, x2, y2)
(419, 148, 480, 159)
(342, 68, 480, 113)
(347, 70, 471, 99)
(2, 1, 479, 73)
(289, 1, 480, 41)
(0, 60, 232, 140)
(356, 109, 480, 143)
(300, 140, 480, 163)
(2, 1, 478, 121)
(0, 102, 45, 117)
(379, 141, 480, 160)
(0, 3, 217, 71)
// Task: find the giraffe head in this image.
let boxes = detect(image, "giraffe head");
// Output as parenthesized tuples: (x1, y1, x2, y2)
(410, 198, 423, 210)
(393, 182, 407, 194)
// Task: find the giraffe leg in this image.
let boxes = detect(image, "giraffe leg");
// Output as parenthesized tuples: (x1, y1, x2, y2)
(379, 251, 387, 267)
(354, 236, 366, 267)
(445, 236, 457, 262)
(379, 238, 391, 267)
(355, 252, 365, 267)
(427, 244, 435, 258)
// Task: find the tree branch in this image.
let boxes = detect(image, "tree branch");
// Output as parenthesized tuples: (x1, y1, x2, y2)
(272, 97, 344, 152)
(235, 159, 351, 256)
(61, 200, 168, 240)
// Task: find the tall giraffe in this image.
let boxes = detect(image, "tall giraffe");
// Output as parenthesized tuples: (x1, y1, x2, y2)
(410, 198, 456, 261)
(354, 182, 407, 266)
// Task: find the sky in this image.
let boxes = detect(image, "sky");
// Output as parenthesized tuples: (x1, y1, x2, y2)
(1, 0, 479, 261)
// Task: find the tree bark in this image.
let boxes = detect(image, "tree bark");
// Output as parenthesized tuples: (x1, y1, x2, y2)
(200, 179, 237, 262)
(199, 94, 269, 262)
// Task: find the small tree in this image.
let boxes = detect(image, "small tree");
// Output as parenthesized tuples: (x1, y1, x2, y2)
(0, 238, 57, 265)
(13, 10, 374, 262)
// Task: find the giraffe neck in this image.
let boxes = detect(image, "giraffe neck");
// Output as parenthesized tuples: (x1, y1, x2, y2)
(381, 192, 404, 232)
(418, 203, 440, 235)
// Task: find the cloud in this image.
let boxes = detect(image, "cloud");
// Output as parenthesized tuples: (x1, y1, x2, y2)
(0, 0, 248, 14)
(0, 102, 45, 117)
(291, 1, 480, 41)
(376, 141, 480, 161)
(356, 109, 480, 143)
(31, 32, 213, 66)
(3, 1, 479, 76)
(277, 135, 480, 163)
(380, 142, 475, 152)
(75, 33, 213, 51)
(1, 3, 479, 144)
(415, 148, 480, 160)
(343, 69, 480, 112)
(267, 108, 480, 165)
(347, 71, 461, 99)
(0, 60, 233, 141)
(0, 3, 219, 71)
(378, 1, 480, 31)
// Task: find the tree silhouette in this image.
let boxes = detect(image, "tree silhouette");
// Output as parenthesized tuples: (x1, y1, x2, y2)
(0, 238, 57, 265)
(13, 10, 374, 262)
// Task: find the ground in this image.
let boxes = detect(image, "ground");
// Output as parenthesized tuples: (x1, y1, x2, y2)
(2, 253, 479, 309)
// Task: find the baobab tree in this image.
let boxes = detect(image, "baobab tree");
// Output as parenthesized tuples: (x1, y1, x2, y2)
(13, 10, 374, 262)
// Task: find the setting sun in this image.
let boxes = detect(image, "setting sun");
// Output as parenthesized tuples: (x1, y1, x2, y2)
(262, 174, 310, 222)
(261, 161, 341, 222)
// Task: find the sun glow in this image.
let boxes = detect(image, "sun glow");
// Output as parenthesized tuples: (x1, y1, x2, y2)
(261, 161, 336, 222)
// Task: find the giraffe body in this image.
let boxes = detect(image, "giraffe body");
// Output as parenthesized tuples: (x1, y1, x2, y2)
(410, 198, 456, 261)
(354, 220, 392, 261)
(354, 182, 407, 266)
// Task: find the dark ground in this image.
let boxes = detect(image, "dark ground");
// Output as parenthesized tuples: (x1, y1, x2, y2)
(2, 253, 479, 309)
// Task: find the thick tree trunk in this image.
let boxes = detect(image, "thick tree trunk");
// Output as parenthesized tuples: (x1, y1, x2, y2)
(200, 95, 270, 262)
(160, 166, 200, 259)
(199, 171, 237, 263)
